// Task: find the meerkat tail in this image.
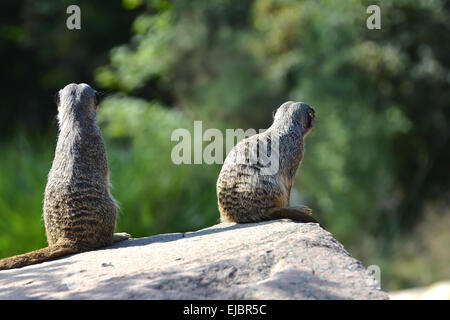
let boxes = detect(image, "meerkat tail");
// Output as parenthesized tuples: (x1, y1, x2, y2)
(0, 244, 79, 270)
(267, 207, 321, 225)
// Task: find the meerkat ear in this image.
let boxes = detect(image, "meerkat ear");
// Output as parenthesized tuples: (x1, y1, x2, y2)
(94, 91, 100, 108)
(307, 109, 316, 128)
(54, 91, 60, 107)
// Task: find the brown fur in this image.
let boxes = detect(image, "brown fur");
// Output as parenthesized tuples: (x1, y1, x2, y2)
(216, 101, 320, 225)
(0, 83, 130, 270)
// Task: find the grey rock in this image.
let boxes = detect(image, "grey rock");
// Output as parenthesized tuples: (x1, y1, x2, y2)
(0, 220, 388, 300)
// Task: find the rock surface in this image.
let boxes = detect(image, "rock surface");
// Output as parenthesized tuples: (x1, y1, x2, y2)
(0, 220, 388, 299)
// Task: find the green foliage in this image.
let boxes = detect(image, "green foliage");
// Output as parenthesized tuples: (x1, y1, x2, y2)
(96, 9, 175, 92)
(0, 134, 54, 256)
(97, 95, 220, 235)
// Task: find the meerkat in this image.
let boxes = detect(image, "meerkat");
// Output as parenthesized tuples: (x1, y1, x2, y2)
(0, 83, 130, 270)
(216, 101, 320, 224)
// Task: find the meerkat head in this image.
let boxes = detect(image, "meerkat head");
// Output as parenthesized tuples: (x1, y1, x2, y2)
(54, 83, 100, 123)
(272, 101, 316, 136)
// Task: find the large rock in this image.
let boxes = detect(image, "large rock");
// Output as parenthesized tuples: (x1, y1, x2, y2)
(0, 220, 387, 299)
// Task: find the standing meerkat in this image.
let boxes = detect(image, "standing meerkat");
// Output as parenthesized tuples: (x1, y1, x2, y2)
(0, 83, 130, 270)
(217, 101, 319, 224)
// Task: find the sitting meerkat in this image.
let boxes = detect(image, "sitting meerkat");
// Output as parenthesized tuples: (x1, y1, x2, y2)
(216, 101, 320, 224)
(0, 83, 130, 270)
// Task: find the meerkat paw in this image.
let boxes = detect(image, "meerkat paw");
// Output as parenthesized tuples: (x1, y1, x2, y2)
(113, 232, 131, 243)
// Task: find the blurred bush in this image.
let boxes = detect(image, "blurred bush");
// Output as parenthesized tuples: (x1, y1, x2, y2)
(98, 95, 220, 235)
(0, 134, 53, 256)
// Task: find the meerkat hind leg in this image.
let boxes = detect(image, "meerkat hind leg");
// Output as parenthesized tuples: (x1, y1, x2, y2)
(267, 206, 320, 225)
(113, 232, 131, 243)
